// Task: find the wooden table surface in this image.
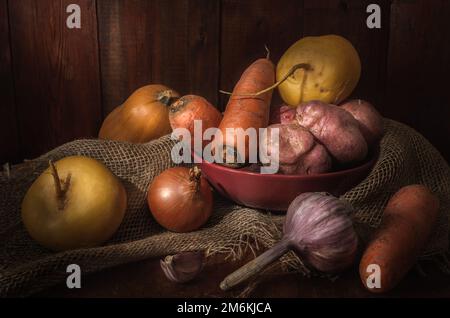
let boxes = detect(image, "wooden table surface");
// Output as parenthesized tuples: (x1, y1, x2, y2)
(36, 252, 450, 298)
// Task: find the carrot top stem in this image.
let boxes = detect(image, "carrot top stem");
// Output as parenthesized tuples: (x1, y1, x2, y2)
(219, 63, 311, 97)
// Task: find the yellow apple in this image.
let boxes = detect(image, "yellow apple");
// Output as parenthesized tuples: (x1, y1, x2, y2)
(21, 156, 127, 251)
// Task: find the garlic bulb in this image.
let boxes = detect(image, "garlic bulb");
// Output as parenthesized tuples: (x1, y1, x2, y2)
(160, 251, 205, 283)
(220, 192, 358, 291)
(284, 192, 358, 272)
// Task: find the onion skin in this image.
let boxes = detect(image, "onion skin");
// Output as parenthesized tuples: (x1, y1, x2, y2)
(147, 167, 213, 233)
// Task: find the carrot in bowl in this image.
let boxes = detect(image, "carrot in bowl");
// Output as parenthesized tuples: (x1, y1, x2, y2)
(213, 58, 275, 167)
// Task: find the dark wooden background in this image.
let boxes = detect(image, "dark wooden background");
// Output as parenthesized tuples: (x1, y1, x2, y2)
(1, 0, 449, 165)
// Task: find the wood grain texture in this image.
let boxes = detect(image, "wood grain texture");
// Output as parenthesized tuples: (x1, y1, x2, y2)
(387, 0, 450, 163)
(0, 0, 19, 164)
(8, 0, 102, 160)
(3, 0, 450, 163)
(36, 252, 450, 297)
(186, 0, 220, 106)
(97, 0, 220, 116)
(303, 0, 391, 109)
(220, 0, 304, 110)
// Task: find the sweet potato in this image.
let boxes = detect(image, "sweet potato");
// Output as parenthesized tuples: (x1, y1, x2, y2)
(262, 122, 331, 175)
(295, 100, 368, 163)
(359, 185, 440, 293)
(299, 143, 332, 174)
(269, 104, 296, 125)
(340, 99, 384, 145)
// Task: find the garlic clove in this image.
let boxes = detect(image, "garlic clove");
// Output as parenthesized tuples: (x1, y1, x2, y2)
(160, 251, 205, 283)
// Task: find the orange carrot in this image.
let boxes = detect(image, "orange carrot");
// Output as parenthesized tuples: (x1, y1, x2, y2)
(169, 95, 222, 149)
(214, 58, 275, 166)
(359, 184, 440, 293)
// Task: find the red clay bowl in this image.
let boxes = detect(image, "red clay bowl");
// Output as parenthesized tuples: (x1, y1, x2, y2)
(195, 150, 378, 211)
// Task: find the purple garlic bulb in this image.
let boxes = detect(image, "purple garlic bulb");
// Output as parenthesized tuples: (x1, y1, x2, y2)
(220, 192, 358, 291)
(284, 192, 358, 273)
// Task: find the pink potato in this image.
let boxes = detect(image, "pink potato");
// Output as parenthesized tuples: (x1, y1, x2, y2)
(340, 99, 384, 146)
(269, 104, 297, 125)
(261, 122, 332, 175)
(296, 101, 368, 164)
(300, 143, 332, 174)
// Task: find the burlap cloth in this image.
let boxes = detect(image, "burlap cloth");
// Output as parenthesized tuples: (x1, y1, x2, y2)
(0, 119, 449, 297)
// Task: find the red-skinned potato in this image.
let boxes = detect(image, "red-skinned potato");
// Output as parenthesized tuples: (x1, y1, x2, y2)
(269, 104, 297, 125)
(262, 122, 332, 175)
(340, 99, 384, 146)
(300, 143, 332, 174)
(296, 101, 368, 164)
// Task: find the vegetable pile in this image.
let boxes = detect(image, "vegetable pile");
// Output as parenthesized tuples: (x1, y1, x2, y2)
(263, 98, 383, 174)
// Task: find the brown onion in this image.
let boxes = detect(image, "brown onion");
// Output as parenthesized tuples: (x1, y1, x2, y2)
(147, 166, 213, 232)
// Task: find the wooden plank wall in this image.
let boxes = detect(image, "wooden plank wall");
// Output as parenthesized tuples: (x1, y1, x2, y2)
(219, 0, 304, 108)
(96, 0, 220, 116)
(7, 0, 102, 160)
(0, 0, 19, 164)
(1, 0, 449, 164)
(386, 0, 450, 161)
